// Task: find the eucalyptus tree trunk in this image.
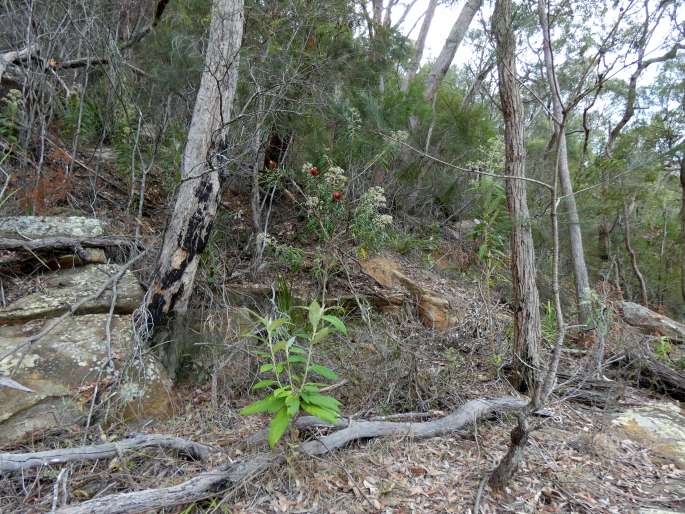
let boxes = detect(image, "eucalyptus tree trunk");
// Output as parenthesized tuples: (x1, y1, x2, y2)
(681, 157, 685, 302)
(424, 0, 483, 104)
(492, 0, 541, 393)
(401, 0, 438, 93)
(143, 0, 244, 333)
(537, 0, 591, 322)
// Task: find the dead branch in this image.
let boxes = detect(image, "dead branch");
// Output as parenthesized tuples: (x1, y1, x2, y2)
(619, 340, 685, 401)
(0, 236, 139, 253)
(0, 433, 214, 473)
(56, 397, 528, 513)
(55, 454, 279, 514)
(298, 397, 528, 455)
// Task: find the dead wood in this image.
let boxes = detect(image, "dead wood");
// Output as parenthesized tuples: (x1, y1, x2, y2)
(0, 236, 138, 253)
(0, 433, 214, 473)
(55, 454, 279, 514)
(56, 397, 528, 513)
(620, 340, 685, 400)
(555, 370, 625, 406)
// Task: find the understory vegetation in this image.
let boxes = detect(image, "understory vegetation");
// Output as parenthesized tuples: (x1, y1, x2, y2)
(0, 0, 684, 513)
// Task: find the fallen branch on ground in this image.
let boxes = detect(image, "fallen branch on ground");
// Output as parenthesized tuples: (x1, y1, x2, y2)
(56, 397, 528, 513)
(620, 339, 685, 400)
(0, 236, 140, 253)
(0, 433, 214, 473)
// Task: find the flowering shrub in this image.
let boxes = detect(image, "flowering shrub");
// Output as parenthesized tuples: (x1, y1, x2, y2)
(299, 159, 393, 254)
(301, 160, 347, 240)
(351, 186, 393, 253)
(259, 232, 305, 272)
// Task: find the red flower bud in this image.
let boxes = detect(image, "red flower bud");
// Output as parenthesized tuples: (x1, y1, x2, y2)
(309, 166, 319, 176)
(332, 191, 342, 201)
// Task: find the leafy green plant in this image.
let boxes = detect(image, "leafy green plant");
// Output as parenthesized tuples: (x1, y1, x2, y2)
(351, 186, 393, 253)
(260, 233, 305, 272)
(241, 300, 347, 447)
(0, 89, 23, 151)
(61, 90, 102, 145)
(541, 300, 558, 345)
(653, 336, 672, 361)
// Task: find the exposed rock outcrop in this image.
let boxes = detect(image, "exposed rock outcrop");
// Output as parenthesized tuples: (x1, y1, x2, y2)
(0, 216, 173, 445)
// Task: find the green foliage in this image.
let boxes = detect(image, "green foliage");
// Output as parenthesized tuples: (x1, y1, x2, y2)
(653, 337, 673, 362)
(541, 300, 558, 345)
(240, 300, 347, 447)
(351, 186, 394, 253)
(0, 89, 24, 152)
(61, 91, 102, 145)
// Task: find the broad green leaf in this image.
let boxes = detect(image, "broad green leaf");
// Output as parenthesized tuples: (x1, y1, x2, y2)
(267, 317, 289, 334)
(323, 315, 347, 335)
(272, 341, 287, 352)
(239, 395, 284, 415)
(273, 386, 292, 398)
(310, 364, 338, 380)
(301, 392, 341, 411)
(287, 355, 306, 363)
(268, 407, 290, 448)
(260, 363, 274, 372)
(301, 402, 339, 424)
(308, 299, 323, 330)
(311, 327, 331, 344)
(252, 379, 276, 390)
(290, 345, 307, 355)
(285, 395, 300, 417)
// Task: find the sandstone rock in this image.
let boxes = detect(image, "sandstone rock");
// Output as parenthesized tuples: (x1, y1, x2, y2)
(0, 216, 104, 238)
(619, 301, 685, 342)
(0, 314, 173, 444)
(612, 401, 685, 469)
(361, 256, 459, 332)
(0, 264, 144, 324)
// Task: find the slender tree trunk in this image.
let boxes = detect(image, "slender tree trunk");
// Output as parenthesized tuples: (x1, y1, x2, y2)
(623, 200, 649, 306)
(424, 0, 483, 104)
(143, 0, 244, 329)
(493, 0, 541, 393)
(537, 0, 591, 322)
(680, 157, 685, 302)
(401, 0, 438, 93)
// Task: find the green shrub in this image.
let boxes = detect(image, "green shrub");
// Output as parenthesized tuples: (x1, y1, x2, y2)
(240, 300, 346, 447)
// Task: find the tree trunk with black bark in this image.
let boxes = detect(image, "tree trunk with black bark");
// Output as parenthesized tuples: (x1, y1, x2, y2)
(142, 0, 244, 357)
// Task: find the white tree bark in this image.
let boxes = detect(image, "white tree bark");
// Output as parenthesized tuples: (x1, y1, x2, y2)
(424, 0, 483, 103)
(401, 0, 438, 93)
(537, 0, 591, 321)
(143, 0, 244, 328)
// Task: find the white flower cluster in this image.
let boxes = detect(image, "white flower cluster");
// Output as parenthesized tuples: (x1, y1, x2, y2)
(376, 214, 393, 226)
(324, 166, 348, 188)
(256, 232, 276, 247)
(357, 187, 393, 226)
(302, 162, 313, 174)
(362, 186, 387, 210)
(392, 130, 409, 143)
(304, 196, 320, 210)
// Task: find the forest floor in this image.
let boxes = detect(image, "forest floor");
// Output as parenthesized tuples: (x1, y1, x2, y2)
(1, 155, 684, 513)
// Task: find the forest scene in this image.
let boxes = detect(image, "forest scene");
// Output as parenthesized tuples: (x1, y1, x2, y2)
(0, 0, 684, 512)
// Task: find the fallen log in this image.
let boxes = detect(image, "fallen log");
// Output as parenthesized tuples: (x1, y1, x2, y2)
(620, 340, 685, 401)
(56, 397, 527, 514)
(0, 236, 139, 253)
(0, 433, 213, 473)
(619, 301, 685, 342)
